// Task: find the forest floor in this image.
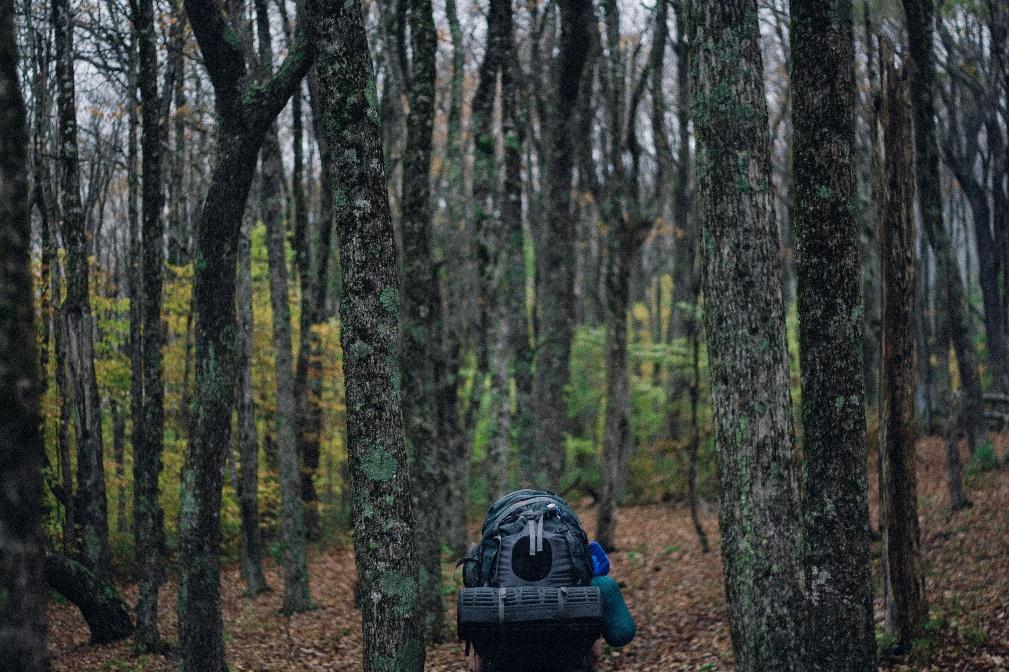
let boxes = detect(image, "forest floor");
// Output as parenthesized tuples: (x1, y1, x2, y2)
(49, 438, 1009, 672)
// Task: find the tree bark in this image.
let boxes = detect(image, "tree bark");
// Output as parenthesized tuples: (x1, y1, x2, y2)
(902, 0, 987, 453)
(689, 2, 806, 670)
(0, 13, 49, 664)
(791, 2, 876, 669)
(178, 0, 312, 667)
(236, 216, 269, 596)
(134, 0, 169, 650)
(533, 0, 594, 490)
(399, 0, 445, 643)
(256, 0, 312, 613)
(876, 48, 928, 655)
(309, 0, 425, 668)
(54, 0, 112, 580)
(44, 551, 133, 645)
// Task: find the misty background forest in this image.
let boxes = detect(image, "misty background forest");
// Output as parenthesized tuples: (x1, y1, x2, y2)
(0, 0, 1008, 670)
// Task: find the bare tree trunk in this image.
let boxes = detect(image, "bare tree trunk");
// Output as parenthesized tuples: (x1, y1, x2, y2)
(902, 0, 987, 453)
(259, 0, 312, 616)
(54, 0, 111, 580)
(791, 2, 876, 669)
(0, 12, 49, 664)
(399, 0, 445, 642)
(876, 47, 928, 655)
(690, 2, 806, 669)
(533, 0, 594, 490)
(178, 0, 312, 665)
(236, 216, 269, 596)
(310, 0, 425, 666)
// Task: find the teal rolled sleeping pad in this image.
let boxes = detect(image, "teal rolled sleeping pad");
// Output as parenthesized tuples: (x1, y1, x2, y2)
(592, 575, 635, 647)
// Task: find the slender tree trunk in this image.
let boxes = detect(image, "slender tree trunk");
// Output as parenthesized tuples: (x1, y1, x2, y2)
(110, 400, 127, 534)
(533, 0, 594, 490)
(791, 3, 876, 669)
(169, 0, 189, 266)
(291, 81, 322, 541)
(441, 0, 472, 558)
(237, 216, 269, 595)
(690, 2, 806, 670)
(399, 0, 445, 642)
(133, 0, 169, 650)
(876, 48, 928, 655)
(309, 0, 425, 667)
(0, 10, 49, 664)
(902, 0, 987, 453)
(262, 125, 312, 612)
(54, 0, 112, 580)
(597, 228, 643, 551)
(178, 0, 312, 665)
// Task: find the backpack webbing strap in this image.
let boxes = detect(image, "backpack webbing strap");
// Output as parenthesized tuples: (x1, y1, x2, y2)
(497, 587, 507, 639)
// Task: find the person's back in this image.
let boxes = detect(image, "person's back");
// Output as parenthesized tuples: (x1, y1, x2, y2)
(457, 490, 635, 672)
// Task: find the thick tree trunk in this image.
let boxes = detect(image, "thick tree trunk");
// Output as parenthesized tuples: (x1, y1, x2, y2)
(236, 216, 269, 596)
(44, 551, 133, 645)
(791, 3, 876, 669)
(876, 50, 928, 655)
(690, 2, 806, 670)
(399, 0, 445, 643)
(902, 0, 987, 453)
(0, 17, 49, 665)
(134, 0, 168, 650)
(310, 0, 425, 668)
(533, 0, 594, 490)
(54, 0, 112, 580)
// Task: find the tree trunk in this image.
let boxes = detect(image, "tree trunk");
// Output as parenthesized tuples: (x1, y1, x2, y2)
(261, 110, 312, 615)
(596, 229, 642, 552)
(0, 17, 49, 665)
(902, 0, 987, 453)
(309, 0, 425, 667)
(54, 0, 112, 580)
(689, 2, 806, 670)
(134, 0, 169, 650)
(111, 399, 127, 533)
(178, 0, 312, 666)
(533, 0, 594, 490)
(441, 0, 472, 558)
(237, 216, 269, 596)
(291, 81, 322, 541)
(44, 551, 133, 645)
(791, 2, 876, 669)
(399, 0, 445, 643)
(876, 48, 928, 655)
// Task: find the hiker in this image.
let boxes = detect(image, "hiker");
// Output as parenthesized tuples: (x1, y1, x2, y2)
(457, 490, 636, 672)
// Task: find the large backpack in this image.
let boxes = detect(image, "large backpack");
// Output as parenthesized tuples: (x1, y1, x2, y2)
(461, 489, 595, 589)
(458, 490, 598, 672)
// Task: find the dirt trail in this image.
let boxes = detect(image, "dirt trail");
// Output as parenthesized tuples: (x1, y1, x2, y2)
(49, 440, 1009, 671)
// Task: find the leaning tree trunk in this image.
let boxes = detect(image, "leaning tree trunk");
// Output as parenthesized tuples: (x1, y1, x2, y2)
(134, 0, 168, 651)
(236, 216, 269, 596)
(44, 551, 133, 645)
(876, 48, 928, 656)
(178, 0, 312, 668)
(0, 13, 49, 666)
(399, 0, 445, 643)
(53, 0, 111, 580)
(790, 2, 876, 670)
(310, 0, 425, 668)
(902, 0, 987, 453)
(532, 0, 594, 490)
(689, 2, 806, 670)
